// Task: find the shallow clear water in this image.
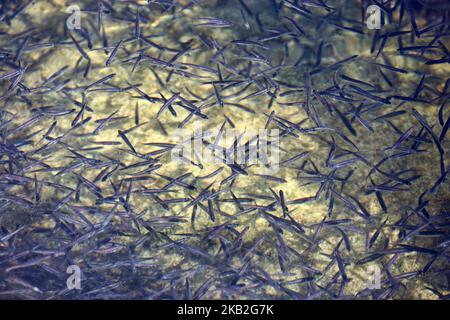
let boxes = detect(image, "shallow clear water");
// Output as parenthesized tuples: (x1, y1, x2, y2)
(0, 0, 449, 299)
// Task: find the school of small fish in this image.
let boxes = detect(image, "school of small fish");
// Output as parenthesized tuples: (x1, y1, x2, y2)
(0, 0, 449, 299)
